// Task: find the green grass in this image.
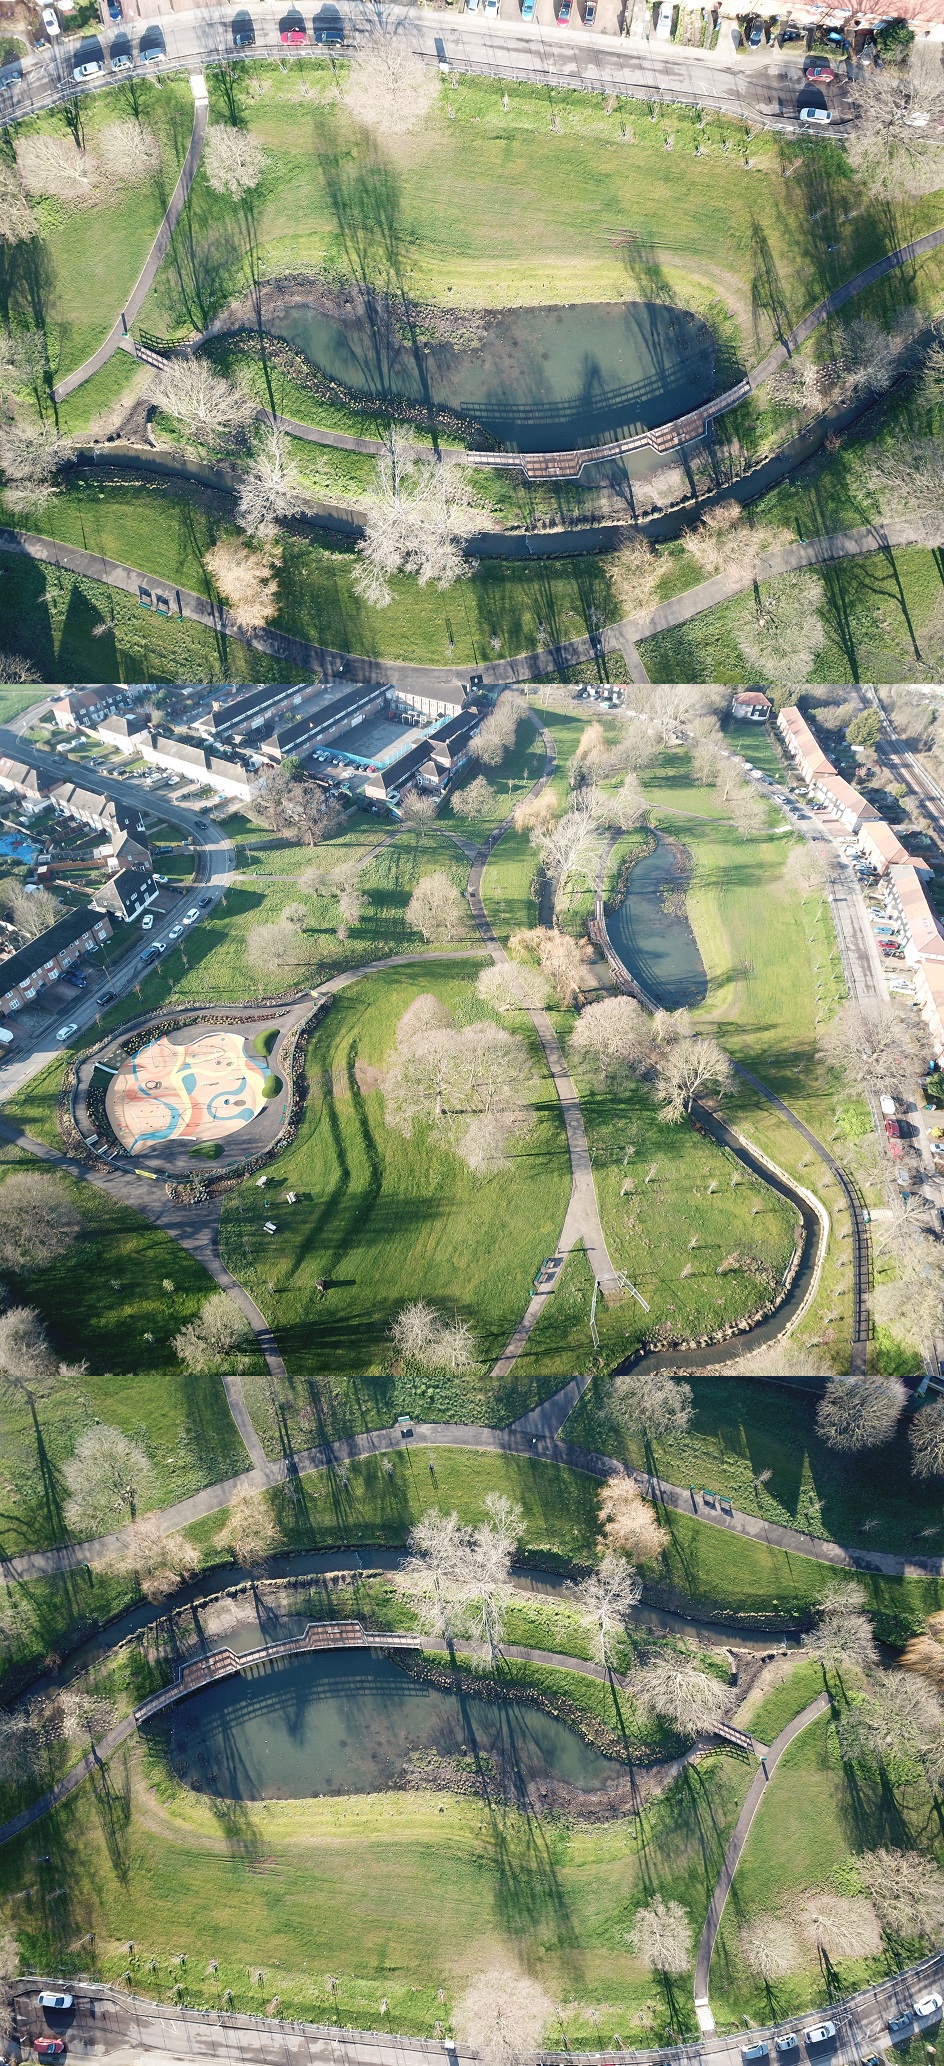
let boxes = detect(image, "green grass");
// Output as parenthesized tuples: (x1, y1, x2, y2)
(222, 963, 572, 1406)
(14, 79, 195, 378)
(739, 1657, 828, 1745)
(712, 1711, 943, 2027)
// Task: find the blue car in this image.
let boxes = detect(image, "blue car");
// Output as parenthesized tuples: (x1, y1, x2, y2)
(521, 0, 536, 18)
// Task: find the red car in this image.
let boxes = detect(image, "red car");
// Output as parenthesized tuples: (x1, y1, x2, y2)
(804, 57, 834, 79)
(36, 2043, 67, 2059)
(885, 1117, 901, 1139)
(280, 17, 307, 37)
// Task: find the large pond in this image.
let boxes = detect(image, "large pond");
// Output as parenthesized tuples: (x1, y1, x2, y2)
(270, 298, 718, 453)
(608, 832, 708, 1010)
(158, 1651, 626, 1803)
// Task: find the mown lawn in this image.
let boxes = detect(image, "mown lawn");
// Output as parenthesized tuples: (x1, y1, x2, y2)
(221, 963, 573, 1409)
(711, 1712, 944, 2027)
(0, 1723, 747, 2043)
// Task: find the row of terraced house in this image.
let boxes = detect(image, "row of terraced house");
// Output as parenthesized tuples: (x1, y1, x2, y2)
(778, 706, 944, 1066)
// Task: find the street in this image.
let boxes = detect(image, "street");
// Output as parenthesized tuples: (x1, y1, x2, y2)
(2, 0, 853, 131)
(0, 722, 235, 1111)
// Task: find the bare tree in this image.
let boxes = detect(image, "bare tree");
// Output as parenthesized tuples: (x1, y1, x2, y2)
(15, 134, 99, 203)
(0, 165, 37, 245)
(457, 1493, 522, 1663)
(816, 1374, 906, 1454)
(205, 540, 281, 629)
(859, 1847, 944, 1946)
(63, 1426, 157, 1535)
(215, 1485, 281, 1566)
(3, 880, 63, 939)
(0, 1306, 60, 1382)
(597, 1476, 668, 1565)
(837, 1671, 944, 1790)
(452, 775, 494, 821)
(796, 1892, 882, 1963)
(174, 1292, 254, 1373)
(739, 1916, 801, 1983)
(237, 430, 304, 539)
(475, 961, 550, 1015)
(337, 884, 363, 938)
(390, 1300, 476, 1375)
(343, 22, 440, 137)
(473, 693, 528, 769)
(0, 1929, 19, 2043)
(400, 788, 440, 826)
(354, 436, 480, 608)
(406, 871, 466, 943)
(610, 1368, 693, 1443)
(508, 927, 594, 1009)
(610, 534, 662, 619)
(512, 790, 559, 838)
(154, 358, 255, 453)
(256, 763, 342, 844)
(782, 841, 828, 905)
(685, 500, 761, 579)
(570, 996, 651, 1082)
(569, 1551, 641, 1666)
(847, 45, 944, 196)
(630, 1653, 728, 1736)
(399, 1508, 470, 1641)
(611, 771, 648, 831)
(203, 124, 268, 197)
(0, 1171, 80, 1273)
(0, 420, 63, 509)
(910, 1399, 944, 1478)
(536, 789, 601, 907)
(902, 1611, 944, 1695)
(386, 1003, 533, 1152)
(804, 1585, 879, 1676)
(866, 439, 944, 540)
(455, 1968, 552, 2066)
(654, 1033, 733, 1122)
(102, 1514, 201, 1602)
(736, 571, 827, 689)
(819, 998, 925, 1100)
(627, 1896, 693, 1975)
(0, 653, 39, 686)
(96, 118, 161, 184)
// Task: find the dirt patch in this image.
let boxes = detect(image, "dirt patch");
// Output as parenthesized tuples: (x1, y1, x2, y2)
(354, 1060, 384, 1094)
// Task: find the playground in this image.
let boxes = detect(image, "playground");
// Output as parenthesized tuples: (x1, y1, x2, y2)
(105, 1028, 271, 1154)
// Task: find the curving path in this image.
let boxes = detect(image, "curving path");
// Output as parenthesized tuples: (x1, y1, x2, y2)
(1, 516, 940, 693)
(53, 89, 209, 404)
(693, 1691, 831, 2031)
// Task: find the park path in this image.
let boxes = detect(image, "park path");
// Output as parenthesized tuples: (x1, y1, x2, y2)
(4, 1405, 942, 1589)
(1, 516, 940, 694)
(693, 1691, 831, 2032)
(53, 88, 209, 404)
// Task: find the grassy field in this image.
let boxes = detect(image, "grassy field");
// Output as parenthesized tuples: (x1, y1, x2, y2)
(221, 962, 573, 1410)
(0, 1723, 748, 2043)
(12, 78, 195, 379)
(712, 1710, 943, 2027)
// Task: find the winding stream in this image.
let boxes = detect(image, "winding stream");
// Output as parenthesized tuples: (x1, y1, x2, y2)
(607, 832, 708, 1011)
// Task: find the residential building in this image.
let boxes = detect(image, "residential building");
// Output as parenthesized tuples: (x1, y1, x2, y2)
(91, 867, 159, 923)
(0, 757, 49, 814)
(51, 685, 148, 730)
(818, 774, 881, 834)
(777, 706, 836, 786)
(256, 684, 388, 766)
(97, 712, 150, 754)
(48, 783, 147, 842)
(197, 681, 318, 740)
(731, 690, 772, 723)
(0, 906, 112, 1017)
(140, 733, 256, 801)
(857, 819, 916, 876)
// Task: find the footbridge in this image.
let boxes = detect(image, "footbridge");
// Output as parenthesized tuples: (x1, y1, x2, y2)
(133, 1620, 422, 1724)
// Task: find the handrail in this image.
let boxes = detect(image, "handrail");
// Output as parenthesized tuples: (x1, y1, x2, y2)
(133, 1619, 422, 1723)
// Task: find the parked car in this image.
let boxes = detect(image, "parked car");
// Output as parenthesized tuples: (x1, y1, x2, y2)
(100, 989, 116, 1004)
(140, 913, 154, 930)
(775, 2042, 800, 2057)
(654, 2, 673, 33)
(138, 38, 163, 59)
(885, 1117, 902, 1139)
(279, 14, 307, 38)
(485, 0, 500, 17)
(521, 0, 536, 19)
(557, 0, 572, 19)
(35, 2042, 67, 2058)
(742, 2047, 769, 2062)
(777, 22, 803, 38)
(232, 16, 254, 43)
(107, 0, 122, 20)
(747, 16, 765, 42)
(168, 925, 183, 940)
(888, 2015, 913, 2041)
(183, 907, 200, 923)
(584, 2, 597, 23)
(73, 54, 104, 74)
(799, 101, 831, 119)
(914, 1998, 943, 2026)
(804, 56, 833, 76)
(804, 2031, 837, 2049)
(37, 1996, 73, 2013)
(313, 21, 343, 40)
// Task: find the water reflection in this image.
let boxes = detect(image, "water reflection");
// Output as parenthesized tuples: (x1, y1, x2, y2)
(158, 1651, 626, 1802)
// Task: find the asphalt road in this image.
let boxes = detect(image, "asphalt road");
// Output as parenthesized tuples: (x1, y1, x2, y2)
(11, 1951, 944, 2066)
(4, 0, 852, 131)
(0, 722, 235, 1110)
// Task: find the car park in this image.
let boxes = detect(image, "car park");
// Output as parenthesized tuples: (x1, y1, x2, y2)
(804, 2030, 837, 2048)
(38, 1995, 73, 2012)
(54, 1024, 78, 1043)
(799, 102, 831, 119)
(73, 55, 104, 74)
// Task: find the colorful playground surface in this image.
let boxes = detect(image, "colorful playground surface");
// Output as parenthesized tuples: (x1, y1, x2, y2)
(105, 1028, 272, 1153)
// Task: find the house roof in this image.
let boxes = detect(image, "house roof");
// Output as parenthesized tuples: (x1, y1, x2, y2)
(819, 774, 881, 825)
(92, 868, 157, 919)
(0, 905, 108, 994)
(732, 690, 771, 710)
(778, 706, 836, 782)
(858, 820, 915, 870)
(889, 865, 944, 958)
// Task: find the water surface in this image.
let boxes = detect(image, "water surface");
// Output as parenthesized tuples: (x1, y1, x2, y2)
(608, 832, 707, 1010)
(159, 1649, 626, 1801)
(271, 299, 717, 453)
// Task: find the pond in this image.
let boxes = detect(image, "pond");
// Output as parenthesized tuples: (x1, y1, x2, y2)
(269, 297, 718, 454)
(607, 832, 708, 1011)
(157, 1650, 626, 1803)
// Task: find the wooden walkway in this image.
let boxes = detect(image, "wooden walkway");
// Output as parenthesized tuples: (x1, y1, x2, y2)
(134, 1620, 422, 1723)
